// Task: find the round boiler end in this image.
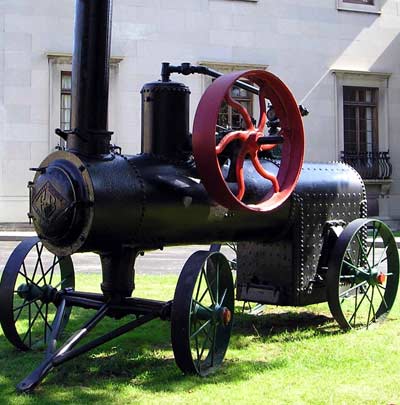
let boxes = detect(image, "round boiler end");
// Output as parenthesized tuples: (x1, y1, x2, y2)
(29, 151, 94, 256)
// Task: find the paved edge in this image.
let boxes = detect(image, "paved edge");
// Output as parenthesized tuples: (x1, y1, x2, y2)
(0, 232, 37, 241)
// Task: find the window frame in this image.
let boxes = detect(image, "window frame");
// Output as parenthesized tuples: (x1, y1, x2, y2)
(336, 0, 381, 14)
(199, 61, 268, 131)
(334, 70, 392, 217)
(217, 85, 254, 130)
(48, 56, 72, 152)
(343, 86, 379, 155)
(333, 70, 390, 158)
(47, 52, 123, 152)
(60, 71, 72, 132)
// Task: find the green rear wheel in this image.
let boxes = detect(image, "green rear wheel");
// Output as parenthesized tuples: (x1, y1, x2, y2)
(327, 219, 399, 330)
(171, 250, 234, 376)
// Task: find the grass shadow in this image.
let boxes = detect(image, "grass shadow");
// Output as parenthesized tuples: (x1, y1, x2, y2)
(0, 303, 295, 398)
(231, 308, 339, 343)
(0, 301, 352, 399)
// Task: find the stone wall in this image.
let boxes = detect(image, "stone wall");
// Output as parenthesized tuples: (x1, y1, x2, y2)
(1, 0, 400, 224)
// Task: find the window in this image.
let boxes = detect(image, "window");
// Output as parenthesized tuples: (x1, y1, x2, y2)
(334, 70, 391, 180)
(60, 72, 72, 131)
(47, 53, 123, 152)
(218, 85, 253, 129)
(333, 70, 390, 167)
(343, 86, 378, 154)
(337, 0, 380, 13)
(199, 62, 268, 131)
(334, 70, 391, 216)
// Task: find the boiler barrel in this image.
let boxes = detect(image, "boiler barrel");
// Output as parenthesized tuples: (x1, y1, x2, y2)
(29, 151, 363, 257)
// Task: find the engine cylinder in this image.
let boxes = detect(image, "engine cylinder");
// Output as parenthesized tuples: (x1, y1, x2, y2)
(141, 81, 191, 160)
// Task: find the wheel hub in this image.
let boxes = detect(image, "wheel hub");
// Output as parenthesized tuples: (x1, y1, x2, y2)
(221, 307, 232, 326)
(16, 283, 56, 303)
(375, 272, 386, 285)
(351, 267, 387, 287)
(193, 303, 232, 327)
(367, 269, 386, 286)
(17, 283, 43, 301)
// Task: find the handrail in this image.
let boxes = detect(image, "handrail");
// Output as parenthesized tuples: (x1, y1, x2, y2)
(340, 151, 392, 180)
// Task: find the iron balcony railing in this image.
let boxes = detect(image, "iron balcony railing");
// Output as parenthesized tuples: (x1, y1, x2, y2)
(340, 151, 392, 180)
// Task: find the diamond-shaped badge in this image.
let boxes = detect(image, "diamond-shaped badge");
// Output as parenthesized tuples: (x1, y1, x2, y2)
(32, 182, 67, 222)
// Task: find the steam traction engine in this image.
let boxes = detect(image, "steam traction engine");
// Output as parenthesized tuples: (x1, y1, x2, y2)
(0, 0, 399, 392)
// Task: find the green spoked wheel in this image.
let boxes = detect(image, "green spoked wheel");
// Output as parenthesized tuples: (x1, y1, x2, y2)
(171, 250, 234, 376)
(327, 219, 399, 330)
(0, 237, 75, 350)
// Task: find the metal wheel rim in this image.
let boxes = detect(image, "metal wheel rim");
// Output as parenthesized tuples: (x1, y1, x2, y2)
(192, 69, 304, 212)
(171, 250, 234, 376)
(0, 237, 75, 350)
(327, 219, 399, 330)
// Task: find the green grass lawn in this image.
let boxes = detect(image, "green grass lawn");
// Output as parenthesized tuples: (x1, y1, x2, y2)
(0, 273, 399, 404)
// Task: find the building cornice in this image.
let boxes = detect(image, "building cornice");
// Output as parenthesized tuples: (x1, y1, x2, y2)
(199, 61, 268, 73)
(46, 52, 123, 65)
(331, 69, 391, 80)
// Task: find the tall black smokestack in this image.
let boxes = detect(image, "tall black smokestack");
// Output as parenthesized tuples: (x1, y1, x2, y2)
(68, 0, 113, 156)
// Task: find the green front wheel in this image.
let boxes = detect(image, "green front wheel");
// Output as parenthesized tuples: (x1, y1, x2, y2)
(171, 250, 234, 376)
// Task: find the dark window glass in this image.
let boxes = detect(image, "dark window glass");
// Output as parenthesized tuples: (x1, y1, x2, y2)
(343, 86, 378, 155)
(60, 72, 72, 131)
(217, 85, 253, 130)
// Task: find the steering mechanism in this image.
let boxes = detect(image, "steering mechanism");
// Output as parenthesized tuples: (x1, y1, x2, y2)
(192, 70, 305, 212)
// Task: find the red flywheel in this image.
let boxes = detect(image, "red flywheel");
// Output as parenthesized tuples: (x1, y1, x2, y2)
(192, 70, 304, 213)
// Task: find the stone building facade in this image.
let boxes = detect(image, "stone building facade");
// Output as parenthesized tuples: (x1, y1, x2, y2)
(1, 0, 400, 226)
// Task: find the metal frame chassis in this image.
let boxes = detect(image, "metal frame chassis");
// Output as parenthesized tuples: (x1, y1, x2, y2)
(16, 290, 171, 393)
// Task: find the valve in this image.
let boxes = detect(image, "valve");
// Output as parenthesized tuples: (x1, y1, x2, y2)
(192, 69, 305, 212)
